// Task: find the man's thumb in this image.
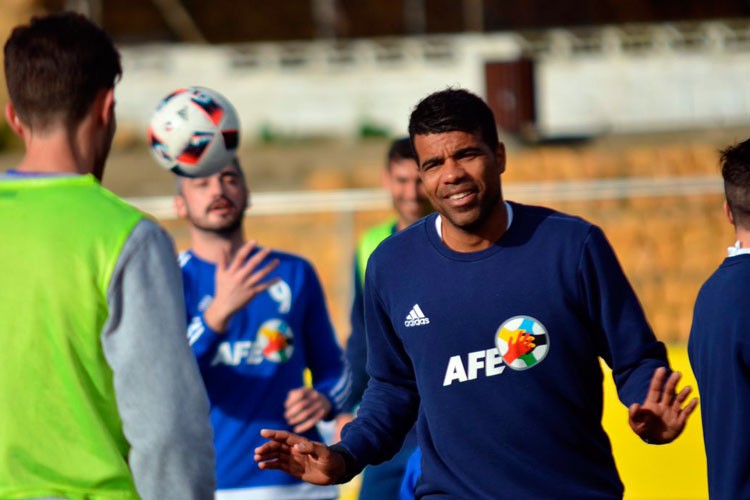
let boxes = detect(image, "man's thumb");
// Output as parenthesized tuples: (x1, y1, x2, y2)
(295, 441, 314, 454)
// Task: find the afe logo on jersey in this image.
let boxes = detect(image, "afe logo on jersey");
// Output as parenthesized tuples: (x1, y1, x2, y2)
(210, 319, 294, 366)
(442, 315, 550, 386)
(495, 315, 549, 371)
(256, 318, 294, 363)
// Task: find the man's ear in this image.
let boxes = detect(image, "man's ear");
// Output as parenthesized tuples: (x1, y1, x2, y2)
(5, 102, 25, 137)
(99, 88, 116, 126)
(496, 142, 506, 174)
(174, 194, 187, 219)
(724, 200, 735, 226)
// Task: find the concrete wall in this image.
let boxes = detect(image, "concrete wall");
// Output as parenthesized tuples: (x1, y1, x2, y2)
(115, 20, 750, 142)
(116, 34, 521, 141)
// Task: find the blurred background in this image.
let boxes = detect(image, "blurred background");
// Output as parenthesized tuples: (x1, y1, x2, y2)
(2, 1, 748, 498)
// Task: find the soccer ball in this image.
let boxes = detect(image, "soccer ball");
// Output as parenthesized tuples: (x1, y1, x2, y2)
(147, 86, 240, 177)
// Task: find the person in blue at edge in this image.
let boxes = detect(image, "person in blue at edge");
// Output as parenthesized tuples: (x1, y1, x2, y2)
(175, 158, 351, 499)
(335, 137, 432, 500)
(254, 88, 698, 499)
(688, 138, 750, 500)
(398, 447, 421, 500)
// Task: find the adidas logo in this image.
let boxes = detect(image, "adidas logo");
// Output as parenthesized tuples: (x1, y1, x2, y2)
(404, 304, 430, 327)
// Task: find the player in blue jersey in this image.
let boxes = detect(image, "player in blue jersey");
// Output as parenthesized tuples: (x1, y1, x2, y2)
(688, 139, 750, 499)
(255, 88, 699, 499)
(175, 158, 350, 499)
(336, 137, 431, 500)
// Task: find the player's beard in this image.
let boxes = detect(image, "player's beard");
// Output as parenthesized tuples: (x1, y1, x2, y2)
(188, 201, 245, 237)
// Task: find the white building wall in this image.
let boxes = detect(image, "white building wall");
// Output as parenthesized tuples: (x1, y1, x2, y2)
(115, 22, 750, 142)
(116, 34, 522, 142)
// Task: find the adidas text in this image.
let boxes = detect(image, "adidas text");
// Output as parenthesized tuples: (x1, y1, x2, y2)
(405, 304, 430, 327)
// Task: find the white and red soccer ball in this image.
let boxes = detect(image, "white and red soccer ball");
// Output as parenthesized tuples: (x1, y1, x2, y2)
(147, 86, 240, 177)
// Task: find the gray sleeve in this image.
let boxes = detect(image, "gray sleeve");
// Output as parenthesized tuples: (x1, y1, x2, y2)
(102, 218, 215, 500)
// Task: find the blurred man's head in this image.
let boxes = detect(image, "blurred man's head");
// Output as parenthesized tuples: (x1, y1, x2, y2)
(4, 12, 121, 132)
(4, 12, 121, 179)
(720, 138, 750, 231)
(175, 158, 249, 237)
(384, 137, 432, 230)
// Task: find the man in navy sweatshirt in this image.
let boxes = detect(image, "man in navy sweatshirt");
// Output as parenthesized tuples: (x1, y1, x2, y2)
(688, 139, 750, 500)
(255, 88, 698, 499)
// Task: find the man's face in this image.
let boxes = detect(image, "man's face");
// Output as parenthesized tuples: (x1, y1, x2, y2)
(175, 163, 248, 235)
(413, 130, 505, 233)
(384, 157, 432, 229)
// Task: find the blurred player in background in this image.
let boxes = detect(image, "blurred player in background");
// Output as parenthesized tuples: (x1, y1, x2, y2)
(255, 88, 698, 498)
(0, 12, 215, 499)
(335, 136, 431, 500)
(175, 158, 350, 499)
(688, 138, 750, 499)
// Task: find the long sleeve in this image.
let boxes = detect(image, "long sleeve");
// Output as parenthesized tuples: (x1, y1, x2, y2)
(187, 312, 225, 368)
(101, 219, 215, 500)
(342, 257, 368, 412)
(340, 256, 420, 469)
(578, 226, 669, 406)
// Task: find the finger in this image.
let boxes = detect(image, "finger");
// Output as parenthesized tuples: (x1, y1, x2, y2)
(628, 402, 639, 421)
(680, 398, 698, 422)
(254, 448, 287, 462)
(285, 387, 310, 407)
(287, 402, 317, 427)
(661, 371, 682, 402)
(249, 274, 281, 297)
(229, 240, 258, 272)
(239, 246, 272, 274)
(254, 436, 295, 456)
(260, 428, 305, 445)
(678, 398, 699, 423)
(286, 394, 319, 424)
(644, 367, 668, 404)
(294, 409, 326, 433)
(293, 440, 318, 456)
(672, 384, 693, 408)
(244, 259, 281, 288)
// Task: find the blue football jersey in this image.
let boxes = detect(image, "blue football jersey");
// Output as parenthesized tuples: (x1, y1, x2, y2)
(180, 248, 349, 498)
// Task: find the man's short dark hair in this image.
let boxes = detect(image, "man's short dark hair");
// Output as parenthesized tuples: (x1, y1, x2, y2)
(4, 11, 121, 131)
(721, 138, 750, 230)
(386, 137, 416, 169)
(408, 88, 499, 154)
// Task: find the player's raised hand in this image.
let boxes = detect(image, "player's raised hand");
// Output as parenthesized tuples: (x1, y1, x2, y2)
(628, 367, 699, 444)
(254, 429, 347, 485)
(204, 240, 280, 332)
(285, 387, 332, 433)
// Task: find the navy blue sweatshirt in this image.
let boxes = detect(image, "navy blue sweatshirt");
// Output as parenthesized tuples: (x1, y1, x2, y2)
(688, 254, 750, 500)
(340, 203, 668, 499)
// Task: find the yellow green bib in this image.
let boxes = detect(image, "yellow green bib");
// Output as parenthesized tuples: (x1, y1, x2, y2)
(356, 219, 396, 289)
(0, 175, 143, 499)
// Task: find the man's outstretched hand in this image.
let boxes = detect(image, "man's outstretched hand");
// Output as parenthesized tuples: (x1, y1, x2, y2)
(628, 367, 699, 444)
(254, 429, 347, 485)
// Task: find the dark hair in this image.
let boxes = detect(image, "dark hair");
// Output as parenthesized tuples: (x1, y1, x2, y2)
(4, 11, 121, 130)
(386, 137, 416, 169)
(408, 88, 499, 152)
(721, 138, 750, 230)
